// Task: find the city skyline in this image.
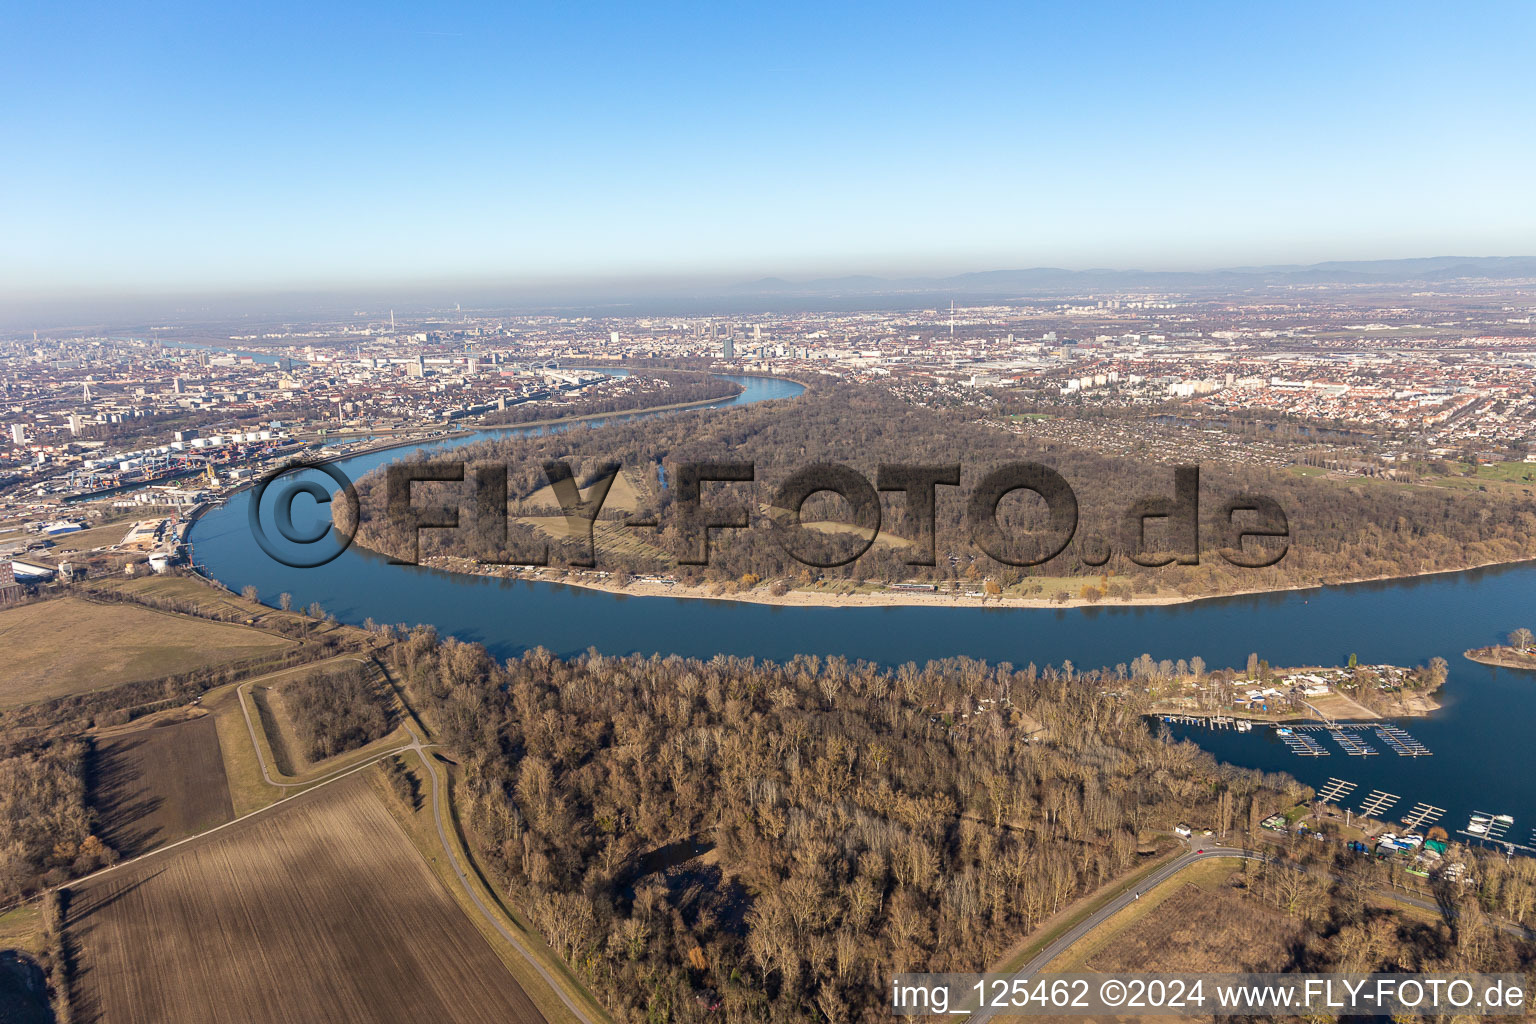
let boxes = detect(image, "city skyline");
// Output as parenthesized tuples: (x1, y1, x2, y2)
(5, 1, 1536, 297)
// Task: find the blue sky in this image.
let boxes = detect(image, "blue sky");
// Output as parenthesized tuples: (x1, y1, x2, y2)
(4, 1, 1534, 296)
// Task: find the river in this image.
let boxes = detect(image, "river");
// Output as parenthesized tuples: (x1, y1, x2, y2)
(189, 373, 1536, 842)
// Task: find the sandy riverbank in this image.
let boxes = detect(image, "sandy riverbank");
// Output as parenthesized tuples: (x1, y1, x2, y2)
(402, 552, 1536, 612)
(413, 555, 1191, 609)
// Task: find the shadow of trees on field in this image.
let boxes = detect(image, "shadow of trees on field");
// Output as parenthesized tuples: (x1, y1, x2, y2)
(85, 737, 163, 858)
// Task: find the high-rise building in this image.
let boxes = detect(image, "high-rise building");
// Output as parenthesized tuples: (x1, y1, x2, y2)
(68, 414, 84, 435)
(9, 424, 26, 445)
(723, 337, 735, 359)
(753, 324, 762, 342)
(609, 331, 621, 345)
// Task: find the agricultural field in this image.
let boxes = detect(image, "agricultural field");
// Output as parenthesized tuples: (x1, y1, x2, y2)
(66, 776, 543, 1024)
(0, 597, 293, 707)
(516, 466, 647, 512)
(91, 713, 235, 856)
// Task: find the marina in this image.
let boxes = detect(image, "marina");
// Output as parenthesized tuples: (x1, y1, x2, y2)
(1158, 715, 1248, 730)
(1459, 811, 1515, 843)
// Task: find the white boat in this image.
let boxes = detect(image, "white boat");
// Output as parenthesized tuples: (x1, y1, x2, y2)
(1495, 814, 1514, 824)
(1467, 823, 1488, 834)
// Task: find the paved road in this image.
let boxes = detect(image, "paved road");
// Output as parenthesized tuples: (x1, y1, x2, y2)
(406, 718, 600, 1024)
(965, 844, 1258, 1022)
(966, 841, 1522, 1022)
(234, 656, 406, 788)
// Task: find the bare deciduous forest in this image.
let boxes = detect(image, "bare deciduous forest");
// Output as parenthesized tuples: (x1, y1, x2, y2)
(0, 741, 114, 901)
(348, 384, 1536, 598)
(282, 663, 392, 762)
(387, 626, 1300, 1021)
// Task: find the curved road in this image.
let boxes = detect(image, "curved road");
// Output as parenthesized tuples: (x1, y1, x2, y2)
(966, 840, 1516, 1022)
(965, 844, 1260, 1021)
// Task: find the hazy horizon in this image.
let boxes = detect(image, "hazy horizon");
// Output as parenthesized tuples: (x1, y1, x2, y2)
(3, 252, 1534, 331)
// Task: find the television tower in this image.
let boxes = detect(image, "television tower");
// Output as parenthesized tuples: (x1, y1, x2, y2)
(949, 300, 954, 339)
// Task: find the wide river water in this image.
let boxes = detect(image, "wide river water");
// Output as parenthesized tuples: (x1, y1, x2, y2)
(191, 374, 1536, 841)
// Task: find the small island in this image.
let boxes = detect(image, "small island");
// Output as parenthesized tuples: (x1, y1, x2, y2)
(1465, 627, 1536, 670)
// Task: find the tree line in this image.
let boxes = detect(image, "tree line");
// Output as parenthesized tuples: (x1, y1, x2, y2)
(0, 739, 114, 903)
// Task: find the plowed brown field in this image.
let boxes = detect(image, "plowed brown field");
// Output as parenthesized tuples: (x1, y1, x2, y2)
(91, 714, 235, 856)
(68, 777, 545, 1024)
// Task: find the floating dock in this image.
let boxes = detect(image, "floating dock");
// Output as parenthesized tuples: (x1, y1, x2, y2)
(1317, 777, 1358, 803)
(1329, 728, 1379, 756)
(1374, 724, 1432, 756)
(1359, 789, 1400, 818)
(1401, 803, 1445, 830)
(1279, 731, 1328, 756)
(1291, 722, 1430, 757)
(1459, 810, 1514, 843)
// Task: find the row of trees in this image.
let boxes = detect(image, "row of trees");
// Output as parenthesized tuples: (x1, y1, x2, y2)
(385, 628, 1296, 1022)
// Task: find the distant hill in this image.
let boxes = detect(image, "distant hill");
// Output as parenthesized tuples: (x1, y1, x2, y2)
(722, 256, 1536, 299)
